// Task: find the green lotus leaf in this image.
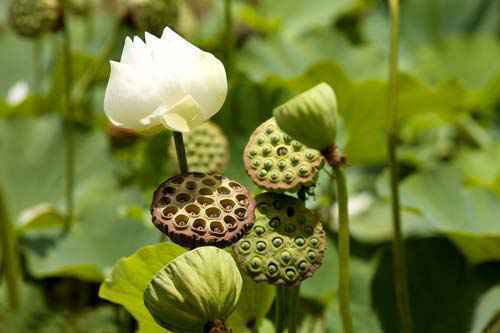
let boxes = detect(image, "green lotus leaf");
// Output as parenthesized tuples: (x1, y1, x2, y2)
(143, 246, 243, 333)
(274, 82, 337, 151)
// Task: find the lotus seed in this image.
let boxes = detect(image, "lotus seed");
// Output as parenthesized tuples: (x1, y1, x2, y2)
(256, 241, 267, 252)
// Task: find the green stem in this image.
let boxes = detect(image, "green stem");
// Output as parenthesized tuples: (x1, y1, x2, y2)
(61, 4, 75, 231)
(0, 186, 21, 310)
(332, 166, 354, 333)
(173, 132, 189, 174)
(387, 1, 413, 332)
(274, 286, 300, 333)
(274, 287, 286, 333)
(287, 285, 300, 333)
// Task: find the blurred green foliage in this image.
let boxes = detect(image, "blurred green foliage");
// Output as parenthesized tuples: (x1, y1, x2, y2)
(1, 0, 500, 332)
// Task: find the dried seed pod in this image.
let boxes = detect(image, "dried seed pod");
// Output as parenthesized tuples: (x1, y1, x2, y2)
(233, 192, 326, 287)
(243, 118, 324, 192)
(8, 0, 62, 38)
(170, 122, 230, 174)
(144, 246, 242, 333)
(151, 173, 256, 249)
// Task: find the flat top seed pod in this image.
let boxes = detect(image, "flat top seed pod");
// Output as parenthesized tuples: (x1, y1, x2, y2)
(144, 246, 242, 333)
(170, 122, 230, 174)
(151, 173, 256, 249)
(243, 118, 324, 192)
(233, 192, 326, 287)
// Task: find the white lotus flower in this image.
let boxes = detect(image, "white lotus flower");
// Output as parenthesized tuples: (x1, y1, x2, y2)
(104, 27, 227, 133)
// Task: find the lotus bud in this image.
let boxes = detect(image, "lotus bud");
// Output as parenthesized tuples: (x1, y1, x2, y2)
(233, 193, 326, 287)
(8, 0, 62, 38)
(170, 121, 230, 174)
(150, 172, 256, 249)
(273, 82, 338, 151)
(144, 246, 243, 333)
(243, 118, 324, 192)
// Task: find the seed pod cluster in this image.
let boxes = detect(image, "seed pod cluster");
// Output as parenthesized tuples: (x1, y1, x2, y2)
(233, 192, 325, 287)
(151, 173, 256, 249)
(170, 122, 230, 174)
(243, 118, 324, 192)
(8, 0, 62, 38)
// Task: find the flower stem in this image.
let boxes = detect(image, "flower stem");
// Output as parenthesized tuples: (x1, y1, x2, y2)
(332, 166, 354, 333)
(173, 132, 189, 174)
(274, 286, 300, 333)
(387, 1, 413, 332)
(0, 185, 21, 310)
(61, 4, 75, 231)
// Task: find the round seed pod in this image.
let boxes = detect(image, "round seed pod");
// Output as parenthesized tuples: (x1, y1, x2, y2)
(151, 173, 256, 249)
(233, 192, 326, 287)
(243, 118, 324, 192)
(8, 0, 62, 38)
(124, 0, 179, 36)
(170, 122, 230, 174)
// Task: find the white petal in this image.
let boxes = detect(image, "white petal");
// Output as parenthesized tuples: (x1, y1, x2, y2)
(181, 52, 227, 120)
(120, 37, 134, 64)
(104, 61, 162, 130)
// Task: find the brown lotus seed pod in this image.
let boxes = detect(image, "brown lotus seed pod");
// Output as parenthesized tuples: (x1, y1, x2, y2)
(151, 172, 255, 249)
(243, 118, 324, 192)
(233, 192, 326, 287)
(170, 122, 230, 174)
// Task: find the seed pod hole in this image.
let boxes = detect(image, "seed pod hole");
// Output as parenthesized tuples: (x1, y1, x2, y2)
(267, 263, 279, 276)
(269, 217, 280, 228)
(229, 182, 242, 190)
(217, 186, 231, 195)
(202, 178, 216, 186)
(235, 208, 247, 220)
(185, 204, 200, 216)
(197, 196, 214, 206)
(185, 181, 197, 191)
(272, 237, 284, 248)
(192, 218, 207, 234)
(254, 226, 266, 235)
(277, 147, 289, 156)
(249, 257, 262, 272)
(171, 176, 185, 184)
(236, 194, 249, 206)
(174, 215, 189, 228)
(158, 196, 171, 206)
(224, 215, 237, 230)
(176, 193, 191, 203)
(220, 199, 235, 211)
(199, 187, 213, 196)
(256, 241, 267, 252)
(210, 221, 226, 235)
(192, 172, 205, 178)
(163, 186, 176, 194)
(162, 206, 178, 219)
(205, 207, 221, 219)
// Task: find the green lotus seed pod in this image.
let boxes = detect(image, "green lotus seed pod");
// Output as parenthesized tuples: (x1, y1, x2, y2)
(243, 118, 325, 192)
(8, 0, 62, 38)
(170, 122, 230, 174)
(125, 0, 179, 36)
(144, 246, 242, 333)
(67, 0, 93, 16)
(233, 193, 326, 287)
(150, 173, 256, 249)
(274, 82, 338, 151)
